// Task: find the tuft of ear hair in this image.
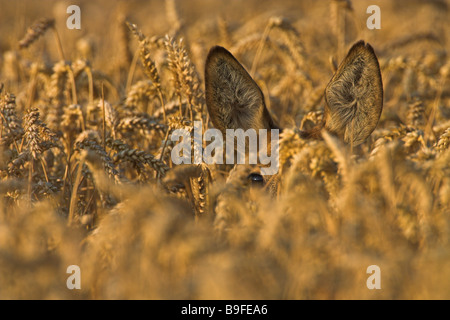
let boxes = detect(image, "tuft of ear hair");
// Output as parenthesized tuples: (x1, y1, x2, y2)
(204, 46, 277, 134)
(323, 40, 383, 146)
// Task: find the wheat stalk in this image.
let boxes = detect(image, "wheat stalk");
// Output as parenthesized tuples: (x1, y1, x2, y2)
(0, 93, 24, 149)
(107, 138, 170, 177)
(164, 35, 204, 121)
(74, 130, 120, 183)
(127, 22, 167, 123)
(18, 18, 55, 49)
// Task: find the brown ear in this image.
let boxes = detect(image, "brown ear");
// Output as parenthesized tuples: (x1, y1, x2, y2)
(205, 46, 277, 133)
(324, 40, 383, 146)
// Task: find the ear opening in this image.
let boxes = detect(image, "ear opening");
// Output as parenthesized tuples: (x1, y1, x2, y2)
(324, 40, 383, 146)
(205, 46, 276, 133)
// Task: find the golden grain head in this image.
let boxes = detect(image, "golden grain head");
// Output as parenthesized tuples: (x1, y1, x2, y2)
(0, 0, 449, 300)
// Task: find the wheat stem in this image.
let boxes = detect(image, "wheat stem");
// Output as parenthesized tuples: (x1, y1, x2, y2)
(68, 160, 84, 226)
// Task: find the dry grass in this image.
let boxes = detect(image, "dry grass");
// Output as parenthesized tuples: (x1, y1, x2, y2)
(0, 0, 449, 299)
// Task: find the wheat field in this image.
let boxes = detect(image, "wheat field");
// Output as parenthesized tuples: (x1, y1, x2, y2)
(0, 0, 449, 299)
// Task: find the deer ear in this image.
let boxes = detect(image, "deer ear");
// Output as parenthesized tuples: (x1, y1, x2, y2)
(324, 40, 383, 146)
(205, 46, 276, 133)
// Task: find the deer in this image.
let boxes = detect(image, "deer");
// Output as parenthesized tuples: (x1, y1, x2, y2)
(204, 40, 383, 186)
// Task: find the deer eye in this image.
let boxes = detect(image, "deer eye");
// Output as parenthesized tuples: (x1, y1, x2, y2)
(248, 173, 264, 187)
